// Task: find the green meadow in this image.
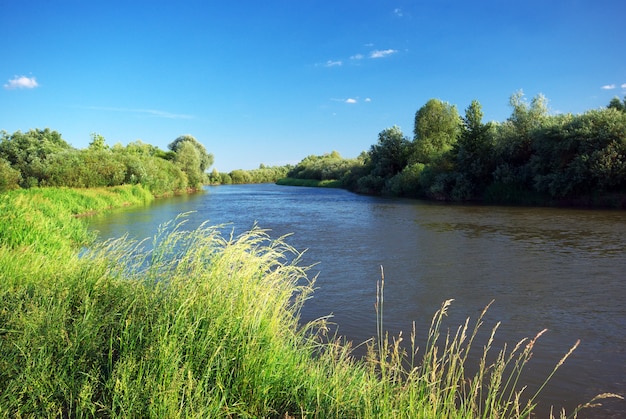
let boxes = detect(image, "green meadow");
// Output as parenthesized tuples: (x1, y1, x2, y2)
(0, 187, 618, 417)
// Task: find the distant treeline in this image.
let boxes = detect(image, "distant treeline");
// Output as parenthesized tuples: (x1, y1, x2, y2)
(0, 131, 213, 196)
(284, 93, 626, 207)
(4, 92, 625, 207)
(208, 164, 291, 185)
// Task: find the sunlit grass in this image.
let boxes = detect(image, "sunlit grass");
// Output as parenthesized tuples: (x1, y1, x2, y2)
(0, 185, 153, 253)
(276, 177, 342, 188)
(0, 187, 621, 417)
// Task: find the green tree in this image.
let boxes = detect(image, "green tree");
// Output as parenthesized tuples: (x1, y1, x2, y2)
(168, 135, 214, 172)
(412, 99, 461, 164)
(174, 141, 204, 188)
(451, 100, 496, 198)
(531, 108, 626, 197)
(88, 133, 108, 150)
(369, 126, 411, 179)
(0, 128, 72, 187)
(491, 91, 550, 189)
(0, 157, 21, 192)
(608, 96, 626, 112)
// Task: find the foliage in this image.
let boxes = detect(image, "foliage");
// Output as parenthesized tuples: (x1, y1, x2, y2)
(530, 108, 626, 198)
(448, 100, 497, 199)
(368, 127, 411, 180)
(607, 96, 626, 112)
(168, 134, 214, 173)
(0, 129, 213, 195)
(385, 163, 425, 197)
(287, 151, 361, 182)
(412, 99, 461, 164)
(0, 157, 21, 192)
(44, 149, 127, 188)
(168, 134, 214, 188)
(0, 128, 72, 187)
(281, 93, 626, 207)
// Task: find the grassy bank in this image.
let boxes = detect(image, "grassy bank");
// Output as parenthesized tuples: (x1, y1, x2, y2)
(0, 187, 619, 417)
(0, 185, 153, 253)
(276, 177, 342, 188)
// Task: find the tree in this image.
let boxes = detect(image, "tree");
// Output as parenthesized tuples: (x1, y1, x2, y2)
(88, 133, 108, 150)
(174, 141, 204, 188)
(369, 126, 411, 179)
(168, 135, 213, 172)
(0, 128, 72, 187)
(451, 100, 496, 197)
(168, 135, 213, 189)
(608, 96, 626, 112)
(412, 99, 461, 164)
(507, 90, 549, 135)
(491, 91, 550, 189)
(0, 157, 21, 191)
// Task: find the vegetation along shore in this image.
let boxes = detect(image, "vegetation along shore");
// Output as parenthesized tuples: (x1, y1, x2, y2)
(0, 93, 623, 416)
(1, 187, 621, 417)
(274, 93, 626, 208)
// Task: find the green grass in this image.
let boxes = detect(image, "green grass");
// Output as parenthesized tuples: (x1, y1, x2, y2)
(276, 177, 342, 188)
(0, 187, 621, 418)
(0, 185, 153, 253)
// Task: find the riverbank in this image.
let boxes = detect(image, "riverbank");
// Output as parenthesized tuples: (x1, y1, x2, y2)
(0, 186, 618, 417)
(276, 177, 342, 188)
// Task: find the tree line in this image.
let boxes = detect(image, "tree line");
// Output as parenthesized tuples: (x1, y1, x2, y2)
(0, 130, 213, 196)
(285, 93, 626, 207)
(3, 92, 625, 207)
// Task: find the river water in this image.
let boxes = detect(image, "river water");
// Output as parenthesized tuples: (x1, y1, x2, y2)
(88, 184, 626, 417)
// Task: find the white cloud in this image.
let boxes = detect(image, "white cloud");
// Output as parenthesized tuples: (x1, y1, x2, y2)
(601, 84, 616, 90)
(393, 8, 403, 17)
(364, 98, 372, 102)
(350, 53, 364, 60)
(325, 60, 342, 67)
(4, 75, 39, 90)
(622, 83, 626, 89)
(345, 98, 357, 104)
(370, 49, 397, 59)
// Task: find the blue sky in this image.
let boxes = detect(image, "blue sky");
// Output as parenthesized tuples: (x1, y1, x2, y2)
(1, 0, 625, 172)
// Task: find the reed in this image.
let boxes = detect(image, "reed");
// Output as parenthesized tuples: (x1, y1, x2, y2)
(0, 187, 621, 417)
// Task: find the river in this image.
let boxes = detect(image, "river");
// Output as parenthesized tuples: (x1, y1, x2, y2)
(88, 183, 626, 417)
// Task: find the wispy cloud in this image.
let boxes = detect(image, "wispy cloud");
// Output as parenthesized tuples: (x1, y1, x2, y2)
(4, 75, 39, 90)
(331, 97, 372, 104)
(83, 106, 194, 119)
(369, 49, 398, 59)
(622, 83, 626, 89)
(322, 47, 397, 69)
(601, 84, 617, 90)
(393, 8, 403, 17)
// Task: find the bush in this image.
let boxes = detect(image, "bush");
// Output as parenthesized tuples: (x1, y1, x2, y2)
(0, 158, 21, 192)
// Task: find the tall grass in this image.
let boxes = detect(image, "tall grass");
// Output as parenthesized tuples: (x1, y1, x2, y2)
(0, 187, 621, 417)
(0, 185, 153, 253)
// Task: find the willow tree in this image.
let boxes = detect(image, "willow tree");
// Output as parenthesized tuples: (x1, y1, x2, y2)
(168, 135, 214, 188)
